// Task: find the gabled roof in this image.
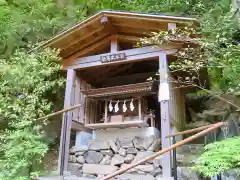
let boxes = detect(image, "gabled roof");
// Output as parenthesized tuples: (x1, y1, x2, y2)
(38, 10, 198, 60)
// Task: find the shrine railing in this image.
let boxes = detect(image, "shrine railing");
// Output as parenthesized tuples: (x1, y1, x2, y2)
(36, 104, 82, 121)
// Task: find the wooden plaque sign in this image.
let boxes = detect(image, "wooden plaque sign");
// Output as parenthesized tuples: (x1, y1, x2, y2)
(100, 53, 126, 63)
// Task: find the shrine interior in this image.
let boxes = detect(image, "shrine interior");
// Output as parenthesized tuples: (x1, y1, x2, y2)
(76, 57, 172, 131)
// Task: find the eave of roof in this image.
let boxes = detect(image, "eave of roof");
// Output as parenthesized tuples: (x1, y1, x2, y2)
(35, 10, 198, 50)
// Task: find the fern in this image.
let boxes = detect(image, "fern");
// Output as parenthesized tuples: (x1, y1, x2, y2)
(194, 137, 240, 177)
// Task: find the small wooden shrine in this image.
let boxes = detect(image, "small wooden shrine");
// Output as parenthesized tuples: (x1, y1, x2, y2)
(40, 11, 205, 178)
(82, 81, 157, 129)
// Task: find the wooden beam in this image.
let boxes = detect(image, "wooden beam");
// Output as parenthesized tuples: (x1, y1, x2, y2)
(63, 36, 112, 64)
(100, 16, 117, 34)
(62, 31, 110, 61)
(63, 34, 141, 65)
(106, 13, 195, 25)
(97, 63, 133, 84)
(115, 26, 153, 36)
(113, 22, 168, 31)
(85, 121, 148, 129)
(61, 26, 105, 53)
(58, 69, 76, 175)
(71, 120, 92, 133)
(64, 44, 180, 69)
(116, 35, 141, 42)
(66, 49, 177, 70)
(102, 72, 155, 87)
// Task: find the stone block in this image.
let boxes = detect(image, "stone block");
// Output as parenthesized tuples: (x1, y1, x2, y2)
(118, 137, 134, 148)
(82, 164, 119, 175)
(177, 166, 201, 180)
(64, 175, 79, 180)
(76, 156, 85, 164)
(70, 145, 88, 154)
(124, 154, 135, 164)
(132, 151, 154, 164)
(133, 135, 155, 150)
(176, 154, 198, 166)
(177, 144, 204, 155)
(118, 148, 127, 157)
(150, 167, 162, 177)
(82, 174, 96, 179)
(69, 146, 76, 154)
(135, 164, 155, 173)
(155, 176, 173, 180)
(152, 155, 163, 168)
(221, 168, 240, 180)
(118, 173, 154, 180)
(67, 163, 83, 176)
(76, 145, 89, 152)
(84, 151, 103, 164)
(75, 151, 85, 156)
(88, 139, 110, 151)
(126, 147, 138, 155)
(100, 155, 111, 165)
(95, 127, 160, 141)
(100, 149, 113, 156)
(108, 139, 119, 153)
(69, 155, 77, 163)
(120, 164, 154, 173)
(148, 138, 161, 152)
(97, 174, 105, 179)
(111, 154, 125, 166)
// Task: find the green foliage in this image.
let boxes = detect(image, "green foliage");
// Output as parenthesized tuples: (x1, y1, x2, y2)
(139, 0, 240, 93)
(199, 2, 240, 92)
(194, 137, 240, 177)
(137, 1, 240, 177)
(0, 48, 64, 180)
(0, 0, 86, 58)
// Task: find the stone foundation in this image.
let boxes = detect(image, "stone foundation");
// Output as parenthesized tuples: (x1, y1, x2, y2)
(68, 135, 161, 179)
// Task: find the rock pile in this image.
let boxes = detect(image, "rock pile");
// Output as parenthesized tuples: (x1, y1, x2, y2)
(68, 135, 161, 179)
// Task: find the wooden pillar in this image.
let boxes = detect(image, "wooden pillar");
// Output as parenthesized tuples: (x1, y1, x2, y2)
(58, 69, 76, 174)
(170, 81, 186, 139)
(110, 35, 119, 53)
(104, 100, 108, 123)
(159, 52, 172, 177)
(138, 97, 142, 121)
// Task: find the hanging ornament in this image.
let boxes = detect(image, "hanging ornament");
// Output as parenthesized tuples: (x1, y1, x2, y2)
(114, 100, 120, 112)
(109, 100, 113, 112)
(123, 100, 127, 112)
(130, 99, 135, 111)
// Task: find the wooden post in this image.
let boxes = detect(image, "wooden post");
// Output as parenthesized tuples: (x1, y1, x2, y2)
(58, 69, 76, 174)
(138, 97, 142, 121)
(110, 35, 119, 53)
(159, 52, 172, 177)
(104, 100, 108, 123)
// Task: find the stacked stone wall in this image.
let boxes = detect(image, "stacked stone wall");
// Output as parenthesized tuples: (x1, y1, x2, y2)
(68, 135, 161, 179)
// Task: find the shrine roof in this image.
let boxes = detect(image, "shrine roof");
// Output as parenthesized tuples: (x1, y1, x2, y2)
(36, 10, 198, 60)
